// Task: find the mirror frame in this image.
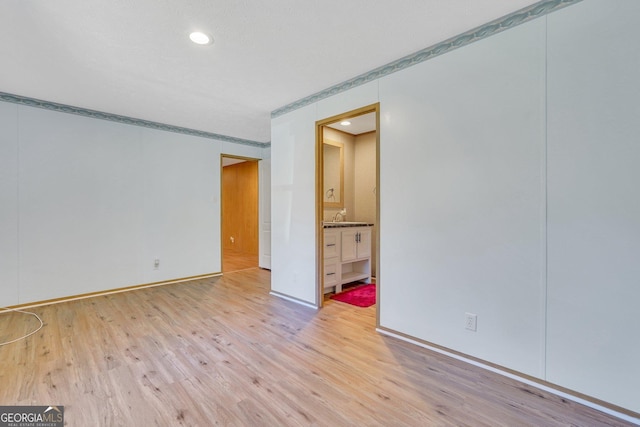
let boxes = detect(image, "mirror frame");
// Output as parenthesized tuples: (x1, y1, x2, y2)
(323, 139, 344, 208)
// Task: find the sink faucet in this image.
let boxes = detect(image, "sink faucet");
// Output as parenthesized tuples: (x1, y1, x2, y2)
(333, 208, 346, 222)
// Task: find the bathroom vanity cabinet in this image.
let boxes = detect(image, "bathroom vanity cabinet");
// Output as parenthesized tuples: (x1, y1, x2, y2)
(323, 224, 372, 293)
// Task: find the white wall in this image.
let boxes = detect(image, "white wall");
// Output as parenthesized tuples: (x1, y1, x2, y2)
(270, 0, 640, 414)
(546, 0, 640, 412)
(0, 102, 262, 306)
(271, 83, 378, 304)
(0, 102, 19, 305)
(271, 104, 318, 303)
(380, 16, 546, 378)
(17, 107, 145, 303)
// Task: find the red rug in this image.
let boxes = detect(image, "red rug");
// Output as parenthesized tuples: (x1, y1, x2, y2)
(330, 284, 376, 307)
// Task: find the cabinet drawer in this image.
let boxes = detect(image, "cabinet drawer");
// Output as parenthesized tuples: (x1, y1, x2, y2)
(324, 259, 339, 287)
(324, 231, 339, 258)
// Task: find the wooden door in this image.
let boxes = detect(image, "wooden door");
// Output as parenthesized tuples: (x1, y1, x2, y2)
(222, 160, 259, 256)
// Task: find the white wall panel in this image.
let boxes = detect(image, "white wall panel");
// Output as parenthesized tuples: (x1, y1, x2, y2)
(378, 18, 546, 376)
(140, 129, 221, 283)
(18, 107, 144, 303)
(221, 141, 262, 159)
(0, 102, 19, 306)
(547, 0, 640, 413)
(270, 104, 318, 304)
(0, 101, 230, 306)
(316, 81, 378, 122)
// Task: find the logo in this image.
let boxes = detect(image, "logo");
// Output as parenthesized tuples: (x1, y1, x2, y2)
(0, 406, 64, 427)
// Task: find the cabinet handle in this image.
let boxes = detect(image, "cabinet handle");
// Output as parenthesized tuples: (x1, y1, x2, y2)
(326, 243, 336, 247)
(326, 272, 335, 276)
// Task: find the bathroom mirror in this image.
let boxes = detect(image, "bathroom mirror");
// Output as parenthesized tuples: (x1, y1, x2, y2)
(323, 140, 344, 208)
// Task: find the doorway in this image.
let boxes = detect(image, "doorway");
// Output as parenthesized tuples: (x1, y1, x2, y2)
(316, 104, 380, 310)
(221, 155, 259, 273)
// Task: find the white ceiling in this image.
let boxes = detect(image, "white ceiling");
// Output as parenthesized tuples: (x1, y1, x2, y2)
(326, 112, 377, 136)
(0, 1, 540, 144)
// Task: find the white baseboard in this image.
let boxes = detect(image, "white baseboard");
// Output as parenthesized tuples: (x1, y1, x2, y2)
(269, 291, 318, 309)
(377, 328, 640, 426)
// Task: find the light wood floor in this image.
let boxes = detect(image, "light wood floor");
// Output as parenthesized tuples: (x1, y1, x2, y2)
(223, 248, 258, 273)
(0, 269, 634, 426)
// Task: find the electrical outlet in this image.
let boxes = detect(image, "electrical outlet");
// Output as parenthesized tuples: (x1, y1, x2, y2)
(154, 259, 160, 270)
(465, 312, 477, 332)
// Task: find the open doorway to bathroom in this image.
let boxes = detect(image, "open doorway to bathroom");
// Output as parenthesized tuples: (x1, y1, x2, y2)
(221, 155, 260, 273)
(316, 104, 380, 313)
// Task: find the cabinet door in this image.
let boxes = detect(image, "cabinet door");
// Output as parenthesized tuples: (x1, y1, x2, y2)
(356, 228, 371, 259)
(341, 229, 358, 262)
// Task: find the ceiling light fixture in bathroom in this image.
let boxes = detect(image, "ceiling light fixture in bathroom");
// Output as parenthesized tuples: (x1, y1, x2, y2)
(340, 121, 351, 126)
(189, 31, 213, 45)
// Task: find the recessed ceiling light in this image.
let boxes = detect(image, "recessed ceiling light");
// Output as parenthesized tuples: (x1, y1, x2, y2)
(189, 31, 213, 45)
(340, 121, 351, 126)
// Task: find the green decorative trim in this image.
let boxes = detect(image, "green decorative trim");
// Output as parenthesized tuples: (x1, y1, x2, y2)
(271, 0, 581, 118)
(0, 91, 268, 147)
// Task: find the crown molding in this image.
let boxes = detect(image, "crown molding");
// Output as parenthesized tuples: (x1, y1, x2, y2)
(0, 91, 269, 148)
(271, 0, 581, 118)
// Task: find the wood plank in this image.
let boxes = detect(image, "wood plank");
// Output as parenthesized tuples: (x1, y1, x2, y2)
(0, 268, 635, 426)
(223, 248, 258, 273)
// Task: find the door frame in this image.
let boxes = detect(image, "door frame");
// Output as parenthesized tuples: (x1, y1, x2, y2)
(315, 103, 380, 317)
(258, 157, 271, 270)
